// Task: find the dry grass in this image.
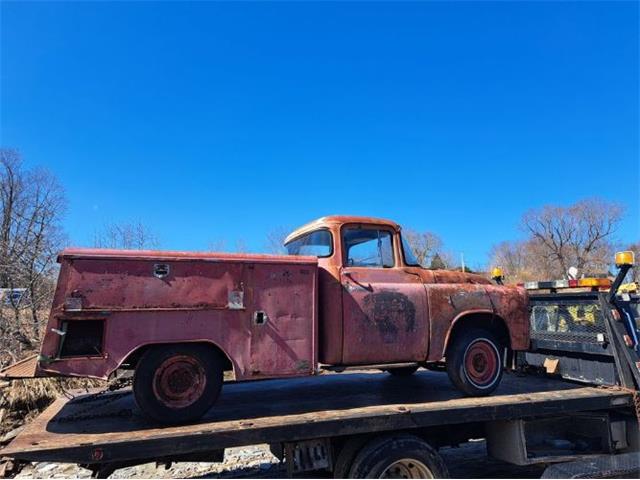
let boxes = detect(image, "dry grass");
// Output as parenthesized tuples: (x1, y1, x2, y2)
(0, 375, 105, 440)
(0, 295, 112, 443)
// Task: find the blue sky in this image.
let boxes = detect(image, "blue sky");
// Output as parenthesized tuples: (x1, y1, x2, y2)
(1, 1, 638, 268)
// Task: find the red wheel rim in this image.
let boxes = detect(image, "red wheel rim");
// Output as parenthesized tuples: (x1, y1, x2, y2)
(152, 355, 207, 408)
(463, 339, 499, 388)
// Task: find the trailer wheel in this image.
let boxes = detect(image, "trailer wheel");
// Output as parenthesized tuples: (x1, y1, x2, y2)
(386, 366, 419, 377)
(446, 328, 503, 396)
(348, 434, 448, 478)
(133, 344, 223, 424)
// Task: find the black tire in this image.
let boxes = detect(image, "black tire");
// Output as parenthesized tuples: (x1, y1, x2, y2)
(133, 344, 223, 424)
(446, 328, 503, 396)
(348, 434, 449, 478)
(386, 366, 419, 377)
(333, 436, 371, 479)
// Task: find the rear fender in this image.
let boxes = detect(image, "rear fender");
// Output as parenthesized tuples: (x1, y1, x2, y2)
(484, 285, 530, 351)
(117, 340, 238, 380)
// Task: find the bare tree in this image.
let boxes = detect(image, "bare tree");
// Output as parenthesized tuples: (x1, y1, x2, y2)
(437, 250, 457, 270)
(206, 238, 248, 254)
(522, 198, 623, 278)
(490, 198, 624, 282)
(264, 226, 290, 255)
(93, 221, 158, 250)
(489, 239, 558, 282)
(207, 239, 226, 252)
(489, 241, 526, 278)
(403, 229, 443, 267)
(0, 149, 66, 351)
(234, 238, 248, 253)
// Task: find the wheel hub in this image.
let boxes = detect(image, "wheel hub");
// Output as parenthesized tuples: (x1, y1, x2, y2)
(152, 355, 207, 409)
(464, 340, 498, 386)
(380, 459, 434, 479)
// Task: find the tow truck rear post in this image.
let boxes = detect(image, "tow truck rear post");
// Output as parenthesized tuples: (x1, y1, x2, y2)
(1, 252, 639, 479)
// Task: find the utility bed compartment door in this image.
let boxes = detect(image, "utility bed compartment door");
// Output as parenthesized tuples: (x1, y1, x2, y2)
(247, 263, 317, 377)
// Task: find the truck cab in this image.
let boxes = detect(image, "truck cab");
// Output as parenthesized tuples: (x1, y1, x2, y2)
(284, 216, 529, 373)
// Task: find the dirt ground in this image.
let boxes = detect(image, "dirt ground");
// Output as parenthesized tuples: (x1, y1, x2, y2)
(13, 440, 546, 479)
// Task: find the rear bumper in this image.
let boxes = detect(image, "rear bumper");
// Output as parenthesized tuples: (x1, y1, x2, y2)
(0, 355, 44, 380)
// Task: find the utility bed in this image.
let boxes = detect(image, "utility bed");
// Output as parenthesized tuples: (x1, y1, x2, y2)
(1, 371, 634, 468)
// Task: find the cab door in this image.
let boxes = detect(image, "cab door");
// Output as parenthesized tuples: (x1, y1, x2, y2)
(340, 226, 429, 365)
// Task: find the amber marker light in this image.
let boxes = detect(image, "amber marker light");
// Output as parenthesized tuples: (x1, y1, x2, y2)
(577, 278, 611, 288)
(491, 267, 504, 285)
(615, 251, 635, 267)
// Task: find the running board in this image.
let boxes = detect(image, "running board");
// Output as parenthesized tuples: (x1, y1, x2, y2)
(321, 362, 419, 373)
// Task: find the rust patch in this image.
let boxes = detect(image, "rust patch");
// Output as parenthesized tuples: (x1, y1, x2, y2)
(362, 291, 416, 342)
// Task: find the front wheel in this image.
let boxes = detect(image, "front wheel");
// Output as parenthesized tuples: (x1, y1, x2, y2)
(446, 328, 503, 396)
(133, 344, 223, 424)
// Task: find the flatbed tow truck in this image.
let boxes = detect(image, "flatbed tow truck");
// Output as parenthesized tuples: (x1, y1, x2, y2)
(1, 254, 639, 479)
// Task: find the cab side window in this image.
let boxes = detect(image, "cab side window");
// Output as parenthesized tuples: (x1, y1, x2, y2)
(285, 230, 333, 257)
(343, 228, 394, 268)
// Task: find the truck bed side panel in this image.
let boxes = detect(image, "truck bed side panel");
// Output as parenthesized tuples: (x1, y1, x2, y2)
(38, 255, 318, 381)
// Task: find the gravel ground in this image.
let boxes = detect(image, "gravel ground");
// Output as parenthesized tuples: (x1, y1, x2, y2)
(14, 440, 546, 479)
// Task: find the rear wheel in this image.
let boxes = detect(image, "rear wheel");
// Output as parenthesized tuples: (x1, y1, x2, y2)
(133, 344, 223, 424)
(386, 366, 419, 377)
(446, 328, 503, 396)
(348, 434, 448, 478)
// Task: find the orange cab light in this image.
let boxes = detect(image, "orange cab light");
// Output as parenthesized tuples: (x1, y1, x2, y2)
(615, 251, 635, 267)
(578, 278, 611, 288)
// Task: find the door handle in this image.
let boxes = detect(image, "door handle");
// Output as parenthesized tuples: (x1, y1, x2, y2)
(344, 272, 373, 292)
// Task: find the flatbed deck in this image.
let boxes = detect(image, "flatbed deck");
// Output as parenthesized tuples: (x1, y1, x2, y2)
(2, 370, 633, 466)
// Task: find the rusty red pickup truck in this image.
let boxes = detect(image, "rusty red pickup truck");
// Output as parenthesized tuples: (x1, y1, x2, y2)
(4, 216, 529, 423)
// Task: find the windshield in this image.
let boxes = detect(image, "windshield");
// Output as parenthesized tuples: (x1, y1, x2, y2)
(401, 235, 421, 267)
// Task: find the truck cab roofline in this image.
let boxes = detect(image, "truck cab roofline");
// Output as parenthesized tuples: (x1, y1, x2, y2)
(285, 215, 401, 244)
